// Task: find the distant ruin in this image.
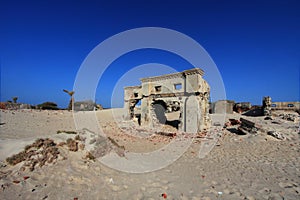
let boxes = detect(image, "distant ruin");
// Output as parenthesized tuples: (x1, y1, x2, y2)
(124, 68, 210, 133)
(262, 96, 272, 116)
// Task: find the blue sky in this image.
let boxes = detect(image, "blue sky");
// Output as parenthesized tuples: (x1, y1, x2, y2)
(1, 0, 299, 108)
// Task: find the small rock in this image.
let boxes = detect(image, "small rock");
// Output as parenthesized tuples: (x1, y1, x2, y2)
(278, 182, 293, 188)
(268, 131, 285, 140)
(259, 188, 271, 194)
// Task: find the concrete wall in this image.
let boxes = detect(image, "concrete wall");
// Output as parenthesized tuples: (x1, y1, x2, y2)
(124, 68, 210, 133)
(271, 101, 300, 110)
(211, 100, 235, 114)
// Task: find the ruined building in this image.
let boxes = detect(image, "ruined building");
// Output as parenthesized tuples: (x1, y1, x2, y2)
(124, 68, 210, 133)
(262, 96, 272, 116)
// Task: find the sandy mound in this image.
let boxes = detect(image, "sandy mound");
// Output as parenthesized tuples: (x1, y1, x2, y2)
(0, 109, 299, 199)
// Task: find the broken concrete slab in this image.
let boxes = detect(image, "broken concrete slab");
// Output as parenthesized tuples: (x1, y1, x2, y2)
(238, 118, 258, 135)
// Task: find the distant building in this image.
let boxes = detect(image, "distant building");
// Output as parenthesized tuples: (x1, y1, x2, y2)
(271, 101, 300, 111)
(210, 100, 235, 114)
(234, 102, 252, 113)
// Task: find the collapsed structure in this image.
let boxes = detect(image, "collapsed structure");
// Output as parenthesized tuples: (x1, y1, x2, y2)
(262, 96, 272, 116)
(124, 68, 210, 133)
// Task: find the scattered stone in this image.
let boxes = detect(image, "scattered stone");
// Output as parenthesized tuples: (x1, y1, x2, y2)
(264, 116, 273, 120)
(155, 131, 176, 137)
(229, 118, 241, 125)
(279, 113, 298, 122)
(12, 180, 20, 184)
(0, 161, 7, 168)
(278, 182, 294, 188)
(213, 122, 221, 126)
(84, 152, 95, 161)
(268, 131, 285, 140)
(238, 118, 258, 135)
(6, 138, 60, 171)
(66, 138, 78, 151)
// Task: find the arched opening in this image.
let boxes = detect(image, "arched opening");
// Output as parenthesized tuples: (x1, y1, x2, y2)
(152, 100, 167, 124)
(152, 100, 180, 129)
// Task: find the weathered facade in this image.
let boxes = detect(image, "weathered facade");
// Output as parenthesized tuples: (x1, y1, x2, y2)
(262, 96, 272, 116)
(271, 101, 300, 111)
(211, 100, 235, 114)
(124, 68, 210, 133)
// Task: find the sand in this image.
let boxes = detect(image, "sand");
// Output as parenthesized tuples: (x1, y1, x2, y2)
(0, 109, 299, 200)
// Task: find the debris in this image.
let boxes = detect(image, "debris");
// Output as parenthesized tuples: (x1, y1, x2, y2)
(272, 121, 282, 124)
(213, 122, 221, 126)
(12, 180, 20, 184)
(56, 130, 77, 134)
(279, 113, 297, 122)
(109, 178, 114, 184)
(6, 138, 60, 171)
(264, 116, 273, 120)
(268, 131, 285, 140)
(84, 152, 95, 161)
(238, 118, 258, 135)
(161, 193, 167, 199)
(262, 96, 272, 116)
(229, 118, 241, 125)
(66, 138, 78, 152)
(224, 119, 241, 128)
(155, 132, 176, 137)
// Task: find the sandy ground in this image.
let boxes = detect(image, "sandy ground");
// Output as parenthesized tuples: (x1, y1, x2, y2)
(0, 109, 299, 200)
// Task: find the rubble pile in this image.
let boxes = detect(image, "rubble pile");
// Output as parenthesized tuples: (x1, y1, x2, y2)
(224, 118, 241, 128)
(5, 134, 87, 171)
(279, 113, 298, 122)
(267, 131, 285, 140)
(6, 138, 61, 171)
(89, 136, 126, 158)
(238, 118, 258, 135)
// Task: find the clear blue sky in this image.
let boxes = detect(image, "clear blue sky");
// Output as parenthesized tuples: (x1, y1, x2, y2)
(1, 0, 299, 108)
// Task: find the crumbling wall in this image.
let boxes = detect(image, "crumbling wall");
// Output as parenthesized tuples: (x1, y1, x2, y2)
(124, 68, 210, 133)
(211, 100, 235, 114)
(262, 96, 272, 116)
